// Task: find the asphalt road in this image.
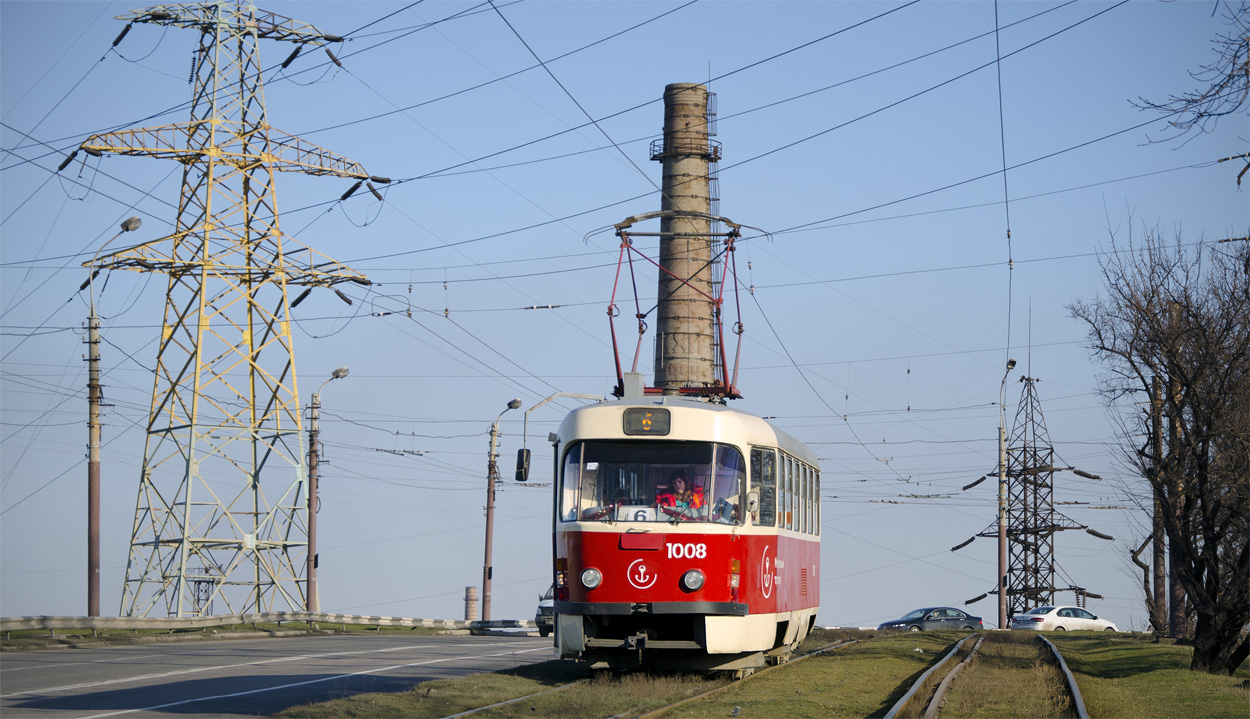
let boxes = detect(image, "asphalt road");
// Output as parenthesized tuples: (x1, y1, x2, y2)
(0, 633, 553, 718)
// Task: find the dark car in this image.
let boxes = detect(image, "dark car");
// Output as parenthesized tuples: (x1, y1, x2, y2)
(878, 606, 983, 632)
(534, 584, 554, 637)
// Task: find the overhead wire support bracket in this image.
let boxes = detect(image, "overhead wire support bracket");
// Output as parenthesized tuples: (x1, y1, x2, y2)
(606, 211, 746, 400)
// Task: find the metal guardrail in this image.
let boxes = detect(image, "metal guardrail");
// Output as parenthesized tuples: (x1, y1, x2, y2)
(2, 613, 536, 635)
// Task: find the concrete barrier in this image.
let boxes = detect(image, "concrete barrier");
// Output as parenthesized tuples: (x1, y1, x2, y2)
(1, 612, 470, 634)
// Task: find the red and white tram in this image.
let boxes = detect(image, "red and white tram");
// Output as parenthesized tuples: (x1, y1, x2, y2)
(547, 395, 821, 673)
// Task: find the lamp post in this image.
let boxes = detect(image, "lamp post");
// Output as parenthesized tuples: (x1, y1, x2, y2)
(482, 398, 522, 621)
(997, 357, 1017, 630)
(307, 365, 349, 613)
(85, 216, 142, 617)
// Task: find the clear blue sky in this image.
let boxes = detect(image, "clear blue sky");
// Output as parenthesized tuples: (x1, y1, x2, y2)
(2, 0, 1245, 629)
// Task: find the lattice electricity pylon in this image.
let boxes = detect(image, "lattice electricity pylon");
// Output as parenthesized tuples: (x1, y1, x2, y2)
(1002, 377, 1088, 618)
(78, 3, 386, 617)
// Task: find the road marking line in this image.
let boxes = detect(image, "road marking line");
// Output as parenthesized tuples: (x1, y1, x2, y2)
(77, 646, 552, 719)
(0, 639, 545, 698)
(0, 652, 167, 673)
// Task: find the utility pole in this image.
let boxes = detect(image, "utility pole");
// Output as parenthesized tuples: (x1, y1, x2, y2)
(307, 367, 348, 613)
(86, 313, 102, 617)
(84, 215, 142, 617)
(1166, 302, 1187, 637)
(1151, 375, 1167, 631)
(997, 358, 1016, 630)
(307, 397, 321, 613)
(482, 399, 521, 621)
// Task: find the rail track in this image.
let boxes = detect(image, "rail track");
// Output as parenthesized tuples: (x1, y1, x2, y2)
(434, 631, 1091, 719)
(435, 638, 860, 719)
(886, 632, 1089, 719)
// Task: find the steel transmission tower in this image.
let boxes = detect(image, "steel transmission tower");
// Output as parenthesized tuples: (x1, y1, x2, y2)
(1002, 377, 1090, 617)
(79, 3, 385, 617)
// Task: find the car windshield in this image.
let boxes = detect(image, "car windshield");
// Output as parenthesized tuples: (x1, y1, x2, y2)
(541, 585, 554, 601)
(560, 440, 745, 524)
(1025, 606, 1054, 615)
(900, 609, 925, 621)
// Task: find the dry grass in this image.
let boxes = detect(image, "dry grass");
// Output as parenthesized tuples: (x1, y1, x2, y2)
(276, 630, 1248, 718)
(938, 633, 1072, 718)
(275, 661, 732, 719)
(1049, 634, 1249, 719)
(665, 631, 963, 718)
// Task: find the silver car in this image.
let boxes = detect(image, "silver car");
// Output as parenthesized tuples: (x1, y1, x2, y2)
(1011, 605, 1117, 632)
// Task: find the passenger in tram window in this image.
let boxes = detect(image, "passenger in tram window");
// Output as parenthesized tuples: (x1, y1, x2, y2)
(655, 470, 704, 511)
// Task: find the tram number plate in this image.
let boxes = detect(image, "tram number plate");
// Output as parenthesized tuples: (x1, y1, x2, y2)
(666, 542, 707, 559)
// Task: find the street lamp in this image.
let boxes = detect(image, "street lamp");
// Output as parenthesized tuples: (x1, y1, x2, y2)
(307, 365, 349, 613)
(482, 398, 522, 621)
(997, 357, 1017, 630)
(84, 215, 142, 617)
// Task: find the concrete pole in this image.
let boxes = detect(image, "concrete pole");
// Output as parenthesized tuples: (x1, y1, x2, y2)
(465, 586, 478, 622)
(307, 392, 321, 613)
(655, 83, 714, 392)
(86, 314, 102, 617)
(84, 216, 141, 618)
(997, 422, 1007, 629)
(480, 400, 519, 622)
(482, 421, 500, 621)
(997, 358, 1015, 629)
(1151, 376, 1166, 631)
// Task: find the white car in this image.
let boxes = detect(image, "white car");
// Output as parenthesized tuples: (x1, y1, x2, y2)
(1011, 605, 1118, 632)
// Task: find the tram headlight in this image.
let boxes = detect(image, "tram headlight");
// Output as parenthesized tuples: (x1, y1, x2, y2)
(681, 569, 705, 591)
(581, 567, 603, 589)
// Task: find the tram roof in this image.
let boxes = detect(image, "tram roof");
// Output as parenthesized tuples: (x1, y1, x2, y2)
(560, 396, 818, 467)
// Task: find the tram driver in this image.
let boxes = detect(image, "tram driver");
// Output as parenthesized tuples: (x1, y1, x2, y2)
(655, 470, 705, 514)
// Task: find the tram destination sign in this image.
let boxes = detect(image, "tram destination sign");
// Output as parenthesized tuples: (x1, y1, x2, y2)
(623, 407, 670, 436)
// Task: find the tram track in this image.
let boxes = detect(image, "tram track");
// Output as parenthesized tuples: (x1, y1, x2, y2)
(625, 639, 860, 719)
(885, 632, 1088, 719)
(427, 630, 1085, 719)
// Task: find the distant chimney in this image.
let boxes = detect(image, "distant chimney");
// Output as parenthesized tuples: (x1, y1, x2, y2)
(653, 83, 717, 393)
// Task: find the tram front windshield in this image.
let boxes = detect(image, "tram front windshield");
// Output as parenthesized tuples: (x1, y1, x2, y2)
(561, 441, 745, 524)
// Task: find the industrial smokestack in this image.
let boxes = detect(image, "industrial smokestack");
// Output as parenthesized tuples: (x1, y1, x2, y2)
(654, 83, 716, 393)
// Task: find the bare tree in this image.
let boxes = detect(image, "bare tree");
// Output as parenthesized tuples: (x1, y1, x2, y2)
(1136, 2, 1249, 139)
(1070, 225, 1249, 675)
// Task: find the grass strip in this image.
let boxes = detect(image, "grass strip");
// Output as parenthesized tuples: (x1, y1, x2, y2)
(938, 632, 1071, 718)
(1049, 634, 1249, 719)
(664, 630, 963, 718)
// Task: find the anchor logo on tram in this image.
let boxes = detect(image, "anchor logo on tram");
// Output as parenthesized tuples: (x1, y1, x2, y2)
(761, 545, 775, 599)
(627, 558, 656, 589)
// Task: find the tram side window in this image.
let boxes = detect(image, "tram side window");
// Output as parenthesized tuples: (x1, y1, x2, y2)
(814, 468, 821, 535)
(791, 457, 799, 530)
(793, 460, 801, 533)
(804, 464, 812, 534)
(796, 460, 804, 532)
(782, 455, 792, 530)
(800, 464, 808, 534)
(750, 448, 776, 527)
